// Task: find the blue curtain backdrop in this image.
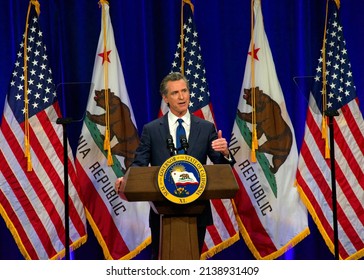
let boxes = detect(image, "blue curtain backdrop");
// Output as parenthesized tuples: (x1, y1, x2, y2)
(0, 0, 363, 260)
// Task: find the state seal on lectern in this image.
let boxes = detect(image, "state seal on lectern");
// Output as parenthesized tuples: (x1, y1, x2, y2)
(157, 155, 207, 204)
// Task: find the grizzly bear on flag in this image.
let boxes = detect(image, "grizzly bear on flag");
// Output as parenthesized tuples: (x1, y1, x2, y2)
(237, 87, 293, 174)
(86, 88, 139, 169)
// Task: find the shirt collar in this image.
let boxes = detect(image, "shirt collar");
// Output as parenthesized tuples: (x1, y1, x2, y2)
(168, 111, 191, 126)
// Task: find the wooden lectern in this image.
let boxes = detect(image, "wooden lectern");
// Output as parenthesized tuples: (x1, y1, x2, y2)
(121, 164, 239, 260)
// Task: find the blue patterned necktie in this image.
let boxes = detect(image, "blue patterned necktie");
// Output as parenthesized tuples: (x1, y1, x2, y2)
(176, 119, 186, 154)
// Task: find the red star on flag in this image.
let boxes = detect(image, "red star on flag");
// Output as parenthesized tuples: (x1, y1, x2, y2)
(98, 48, 112, 64)
(248, 45, 260, 60)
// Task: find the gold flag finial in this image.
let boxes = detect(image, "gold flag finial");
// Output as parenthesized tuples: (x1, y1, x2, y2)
(333, 0, 340, 9)
(183, 0, 194, 13)
(30, 0, 41, 15)
(98, 0, 109, 8)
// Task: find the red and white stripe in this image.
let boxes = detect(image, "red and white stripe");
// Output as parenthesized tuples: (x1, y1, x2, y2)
(296, 98, 364, 259)
(0, 102, 86, 259)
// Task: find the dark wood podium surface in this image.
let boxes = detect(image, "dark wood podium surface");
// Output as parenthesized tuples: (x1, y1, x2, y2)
(121, 164, 238, 260)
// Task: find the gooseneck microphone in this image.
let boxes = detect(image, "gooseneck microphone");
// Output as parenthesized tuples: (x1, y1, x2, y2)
(179, 135, 189, 154)
(166, 135, 176, 156)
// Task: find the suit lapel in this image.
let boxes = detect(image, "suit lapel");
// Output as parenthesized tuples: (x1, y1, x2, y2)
(188, 115, 202, 148)
(157, 113, 171, 141)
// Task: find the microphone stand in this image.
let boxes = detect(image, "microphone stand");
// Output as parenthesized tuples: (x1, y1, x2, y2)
(56, 117, 74, 260)
(55, 81, 91, 260)
(325, 109, 339, 260)
(179, 135, 189, 155)
(167, 135, 176, 156)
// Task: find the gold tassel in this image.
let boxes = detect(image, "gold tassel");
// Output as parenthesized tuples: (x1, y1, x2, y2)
(27, 156, 33, 172)
(25, 136, 32, 171)
(103, 128, 110, 150)
(321, 116, 327, 139)
(321, 0, 330, 160)
(23, 0, 40, 171)
(23, 1, 37, 172)
(99, 1, 113, 166)
(325, 137, 330, 159)
(251, 147, 257, 162)
(250, 0, 257, 162)
(252, 125, 258, 150)
(107, 149, 113, 166)
(103, 128, 113, 166)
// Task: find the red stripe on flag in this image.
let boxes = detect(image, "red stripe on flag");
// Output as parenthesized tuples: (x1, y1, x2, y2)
(192, 109, 205, 120)
(0, 146, 57, 258)
(0, 185, 39, 259)
(304, 108, 364, 252)
(210, 199, 237, 236)
(299, 139, 333, 220)
(37, 108, 85, 234)
(295, 167, 335, 238)
(75, 160, 130, 259)
(297, 140, 361, 258)
(333, 121, 364, 206)
(341, 102, 364, 155)
(335, 107, 364, 186)
(232, 169, 276, 258)
(206, 225, 223, 245)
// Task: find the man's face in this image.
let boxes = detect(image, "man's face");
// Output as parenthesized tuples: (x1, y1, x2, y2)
(162, 79, 190, 117)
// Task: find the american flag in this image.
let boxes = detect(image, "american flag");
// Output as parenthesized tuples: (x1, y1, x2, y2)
(296, 0, 364, 260)
(159, 1, 239, 259)
(0, 3, 86, 259)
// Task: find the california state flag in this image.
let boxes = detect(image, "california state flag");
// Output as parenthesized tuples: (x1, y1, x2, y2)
(75, 2, 150, 259)
(229, 0, 309, 259)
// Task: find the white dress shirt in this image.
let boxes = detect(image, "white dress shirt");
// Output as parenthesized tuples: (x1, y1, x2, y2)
(168, 111, 191, 149)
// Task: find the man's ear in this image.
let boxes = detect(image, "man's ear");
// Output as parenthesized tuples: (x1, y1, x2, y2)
(162, 94, 168, 104)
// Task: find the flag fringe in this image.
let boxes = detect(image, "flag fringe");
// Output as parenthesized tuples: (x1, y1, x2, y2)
(52, 235, 88, 260)
(295, 181, 364, 260)
(200, 233, 240, 260)
(200, 198, 241, 259)
(235, 210, 310, 260)
(0, 203, 87, 260)
(85, 208, 151, 260)
(0, 204, 31, 259)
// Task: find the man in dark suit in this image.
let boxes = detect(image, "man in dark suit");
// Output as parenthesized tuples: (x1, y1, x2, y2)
(115, 72, 235, 259)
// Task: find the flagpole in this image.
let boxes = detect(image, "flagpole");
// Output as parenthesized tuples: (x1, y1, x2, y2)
(325, 110, 340, 260)
(56, 117, 74, 260)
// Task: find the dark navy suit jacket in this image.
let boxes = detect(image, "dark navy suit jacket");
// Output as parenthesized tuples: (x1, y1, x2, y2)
(131, 112, 235, 228)
(132, 113, 233, 167)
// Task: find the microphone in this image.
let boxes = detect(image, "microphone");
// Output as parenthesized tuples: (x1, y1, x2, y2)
(179, 135, 189, 154)
(166, 135, 176, 156)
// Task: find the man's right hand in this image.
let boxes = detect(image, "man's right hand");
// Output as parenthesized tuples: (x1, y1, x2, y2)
(115, 177, 126, 200)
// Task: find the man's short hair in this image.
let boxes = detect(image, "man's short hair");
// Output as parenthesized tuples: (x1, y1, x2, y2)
(159, 72, 190, 96)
